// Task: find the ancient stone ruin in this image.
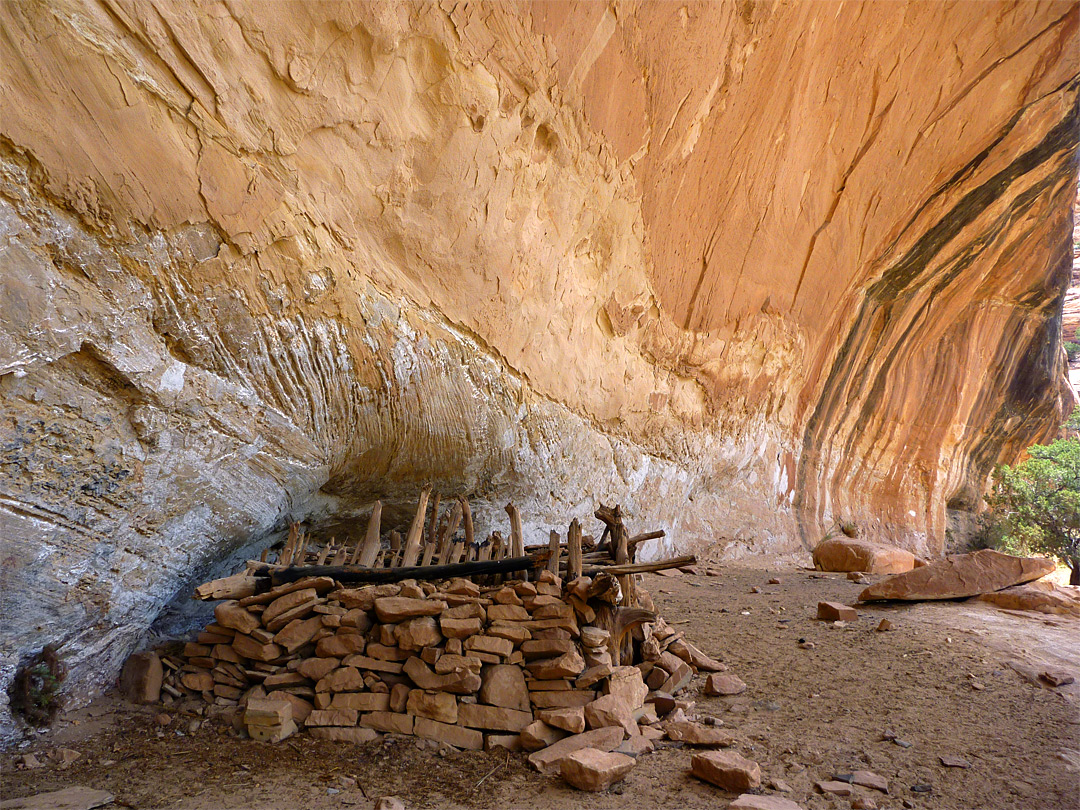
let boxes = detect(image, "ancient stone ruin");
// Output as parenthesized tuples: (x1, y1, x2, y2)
(129, 498, 727, 786)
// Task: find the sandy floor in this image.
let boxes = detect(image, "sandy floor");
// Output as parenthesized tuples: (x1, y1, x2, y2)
(3, 561, 1078, 810)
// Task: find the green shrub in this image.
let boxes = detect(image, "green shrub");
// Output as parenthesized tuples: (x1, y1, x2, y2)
(985, 413, 1080, 585)
(8, 645, 65, 727)
(1063, 341, 1080, 362)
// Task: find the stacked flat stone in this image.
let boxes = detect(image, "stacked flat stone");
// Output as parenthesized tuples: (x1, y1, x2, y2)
(155, 569, 710, 764)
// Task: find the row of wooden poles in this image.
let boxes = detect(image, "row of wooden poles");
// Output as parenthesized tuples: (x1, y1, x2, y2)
(255, 487, 681, 599)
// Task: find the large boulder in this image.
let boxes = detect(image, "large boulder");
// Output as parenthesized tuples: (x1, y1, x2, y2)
(813, 538, 922, 574)
(858, 550, 1056, 602)
(977, 581, 1080, 617)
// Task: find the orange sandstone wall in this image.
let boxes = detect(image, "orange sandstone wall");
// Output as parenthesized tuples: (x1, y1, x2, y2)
(0, 1, 1076, 733)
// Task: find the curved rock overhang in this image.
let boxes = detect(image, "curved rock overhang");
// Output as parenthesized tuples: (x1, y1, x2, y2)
(0, 0, 1077, 739)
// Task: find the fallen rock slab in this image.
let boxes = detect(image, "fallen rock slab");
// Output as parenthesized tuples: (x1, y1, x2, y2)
(728, 795, 806, 810)
(858, 550, 1055, 602)
(664, 719, 735, 746)
(0, 787, 114, 810)
(560, 747, 635, 791)
(813, 538, 922, 574)
(528, 727, 626, 774)
(691, 750, 761, 790)
(852, 770, 889, 793)
(817, 601, 858, 621)
(705, 673, 747, 696)
(977, 580, 1080, 616)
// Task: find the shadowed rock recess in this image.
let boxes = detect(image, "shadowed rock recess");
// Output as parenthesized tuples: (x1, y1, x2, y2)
(0, 1, 1076, 740)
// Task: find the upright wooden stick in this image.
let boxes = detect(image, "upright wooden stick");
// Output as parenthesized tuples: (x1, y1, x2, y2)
(354, 501, 382, 566)
(547, 530, 562, 577)
(505, 503, 525, 580)
(612, 505, 635, 606)
(401, 485, 432, 567)
(567, 518, 583, 580)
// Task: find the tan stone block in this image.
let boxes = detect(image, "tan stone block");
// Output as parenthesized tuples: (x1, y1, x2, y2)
(316, 667, 365, 693)
(340, 655, 404, 674)
(705, 673, 747, 696)
(262, 671, 307, 689)
(232, 634, 282, 662)
(316, 633, 366, 658)
(119, 652, 162, 704)
(215, 601, 260, 635)
(486, 622, 531, 644)
(521, 639, 576, 660)
(273, 616, 323, 654)
(248, 717, 297, 742)
(308, 726, 380, 743)
(488, 604, 530, 622)
(307, 708, 358, 727)
(435, 654, 483, 675)
(395, 616, 443, 650)
(297, 657, 340, 681)
(529, 690, 597, 709)
(389, 682, 410, 713)
(464, 635, 514, 658)
(528, 678, 572, 691)
(335, 588, 377, 611)
(413, 717, 484, 750)
(664, 720, 735, 746)
(817, 601, 858, 622)
(525, 651, 585, 679)
(585, 694, 637, 735)
(441, 602, 486, 620)
(407, 689, 458, 723)
(605, 666, 648, 709)
(485, 734, 522, 752)
(264, 588, 318, 625)
(479, 664, 530, 711)
(533, 602, 573, 620)
(360, 711, 414, 735)
(691, 751, 761, 790)
(181, 671, 214, 692)
(329, 692, 391, 713)
(264, 691, 313, 724)
(245, 698, 292, 726)
(493, 587, 523, 605)
(366, 643, 412, 662)
(560, 748, 635, 791)
(457, 702, 533, 732)
(538, 706, 585, 734)
(265, 599, 320, 632)
(402, 656, 481, 694)
(440, 617, 483, 638)
(527, 727, 626, 775)
(520, 719, 569, 751)
(374, 597, 447, 623)
(576, 664, 612, 689)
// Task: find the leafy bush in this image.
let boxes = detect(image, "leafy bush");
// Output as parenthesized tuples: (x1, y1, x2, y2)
(1064, 341, 1080, 362)
(985, 417, 1080, 585)
(8, 645, 65, 726)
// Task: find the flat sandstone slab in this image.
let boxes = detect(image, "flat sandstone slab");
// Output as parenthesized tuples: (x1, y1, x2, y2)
(858, 550, 1055, 602)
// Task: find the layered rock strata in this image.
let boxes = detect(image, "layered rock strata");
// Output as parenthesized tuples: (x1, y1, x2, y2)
(1, 1, 1077, 738)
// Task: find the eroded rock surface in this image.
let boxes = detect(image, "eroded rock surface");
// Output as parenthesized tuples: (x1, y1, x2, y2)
(1, 1, 1077, 740)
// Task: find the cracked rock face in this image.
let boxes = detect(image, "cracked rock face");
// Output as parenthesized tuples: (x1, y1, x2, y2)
(0, 1, 1076, 740)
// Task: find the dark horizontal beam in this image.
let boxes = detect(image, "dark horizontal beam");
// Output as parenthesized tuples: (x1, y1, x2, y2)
(248, 551, 547, 586)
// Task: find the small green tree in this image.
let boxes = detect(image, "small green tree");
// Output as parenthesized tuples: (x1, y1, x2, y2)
(986, 422, 1080, 586)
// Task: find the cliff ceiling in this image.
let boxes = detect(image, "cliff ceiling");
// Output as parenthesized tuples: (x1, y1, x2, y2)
(1, 0, 1077, 732)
